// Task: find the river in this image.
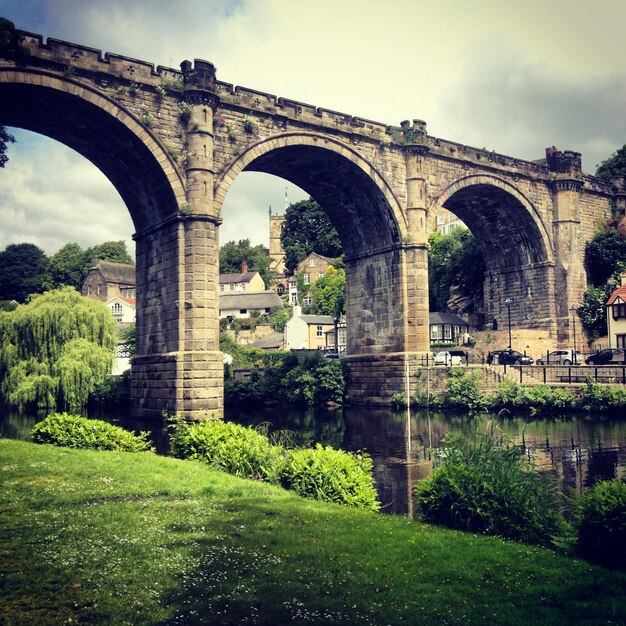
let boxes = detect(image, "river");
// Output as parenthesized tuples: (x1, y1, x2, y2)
(2, 405, 625, 517)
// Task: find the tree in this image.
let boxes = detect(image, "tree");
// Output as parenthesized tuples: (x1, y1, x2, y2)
(45, 243, 88, 290)
(0, 287, 116, 411)
(45, 240, 134, 291)
(0, 243, 48, 302)
(219, 239, 274, 287)
(584, 227, 626, 287)
(595, 144, 626, 181)
(310, 267, 346, 316)
(280, 198, 342, 275)
(85, 241, 133, 266)
(428, 228, 485, 312)
(0, 125, 15, 169)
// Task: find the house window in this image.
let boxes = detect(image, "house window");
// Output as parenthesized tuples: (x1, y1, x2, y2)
(617, 334, 626, 348)
(303, 296, 311, 305)
(220, 284, 224, 292)
(121, 288, 135, 298)
(277, 284, 285, 295)
(240, 309, 247, 315)
(112, 302, 123, 316)
(613, 303, 626, 320)
(304, 273, 311, 285)
(316, 325, 323, 337)
(97, 284, 102, 295)
(310, 258, 317, 267)
(444, 325, 452, 340)
(230, 284, 236, 291)
(86, 286, 91, 295)
(430, 325, 442, 340)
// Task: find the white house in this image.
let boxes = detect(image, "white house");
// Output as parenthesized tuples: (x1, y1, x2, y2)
(607, 271, 626, 349)
(284, 305, 336, 350)
(106, 296, 136, 327)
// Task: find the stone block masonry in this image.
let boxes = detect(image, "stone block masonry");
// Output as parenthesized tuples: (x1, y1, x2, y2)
(0, 28, 615, 416)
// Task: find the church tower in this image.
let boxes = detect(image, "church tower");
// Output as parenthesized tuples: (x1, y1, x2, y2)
(268, 188, 287, 275)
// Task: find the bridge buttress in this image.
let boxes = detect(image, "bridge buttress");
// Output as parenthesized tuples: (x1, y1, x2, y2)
(548, 148, 587, 346)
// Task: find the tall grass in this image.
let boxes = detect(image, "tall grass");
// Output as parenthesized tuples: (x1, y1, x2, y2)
(416, 426, 565, 546)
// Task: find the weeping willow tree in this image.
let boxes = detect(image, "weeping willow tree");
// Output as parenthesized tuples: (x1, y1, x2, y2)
(0, 287, 116, 412)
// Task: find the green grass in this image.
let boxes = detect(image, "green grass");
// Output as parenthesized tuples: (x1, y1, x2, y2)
(1, 439, 625, 625)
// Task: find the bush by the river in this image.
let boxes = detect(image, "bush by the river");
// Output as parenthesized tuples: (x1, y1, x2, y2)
(31, 412, 153, 453)
(573, 477, 626, 569)
(225, 351, 345, 407)
(169, 419, 283, 482)
(415, 429, 564, 547)
(279, 444, 379, 512)
(170, 419, 379, 511)
(412, 369, 626, 413)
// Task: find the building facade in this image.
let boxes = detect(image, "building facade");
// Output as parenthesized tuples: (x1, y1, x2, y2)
(607, 271, 626, 349)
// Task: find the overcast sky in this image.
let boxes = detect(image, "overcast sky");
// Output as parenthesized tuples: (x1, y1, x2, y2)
(1, 0, 625, 257)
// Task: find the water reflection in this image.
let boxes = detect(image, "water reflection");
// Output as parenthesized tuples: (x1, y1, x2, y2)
(2, 404, 625, 518)
(228, 406, 626, 517)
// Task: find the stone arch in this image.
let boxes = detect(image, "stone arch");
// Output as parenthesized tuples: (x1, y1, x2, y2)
(429, 174, 557, 331)
(215, 132, 413, 359)
(0, 67, 186, 232)
(214, 132, 407, 257)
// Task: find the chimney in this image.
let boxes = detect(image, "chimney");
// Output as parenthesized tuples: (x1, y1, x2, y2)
(241, 260, 248, 274)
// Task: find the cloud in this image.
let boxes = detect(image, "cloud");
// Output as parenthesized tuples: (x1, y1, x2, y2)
(438, 50, 626, 172)
(0, 131, 134, 255)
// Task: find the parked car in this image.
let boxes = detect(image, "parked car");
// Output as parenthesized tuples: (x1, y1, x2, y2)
(585, 348, 626, 365)
(487, 349, 533, 366)
(434, 350, 465, 366)
(536, 349, 583, 365)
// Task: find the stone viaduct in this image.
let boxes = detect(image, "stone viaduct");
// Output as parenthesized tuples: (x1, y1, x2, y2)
(0, 29, 618, 418)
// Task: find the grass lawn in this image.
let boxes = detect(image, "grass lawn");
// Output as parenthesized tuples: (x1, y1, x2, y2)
(1, 439, 625, 625)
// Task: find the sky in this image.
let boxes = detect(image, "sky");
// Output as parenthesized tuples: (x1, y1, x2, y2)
(1, 0, 625, 257)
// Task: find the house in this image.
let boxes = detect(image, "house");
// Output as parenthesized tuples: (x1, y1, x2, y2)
(82, 260, 136, 302)
(219, 261, 266, 293)
(429, 311, 470, 344)
(288, 252, 336, 305)
(324, 318, 347, 354)
(606, 271, 626, 349)
(106, 296, 136, 328)
(219, 291, 283, 319)
(284, 305, 336, 350)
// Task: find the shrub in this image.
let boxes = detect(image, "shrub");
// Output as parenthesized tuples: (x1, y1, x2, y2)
(578, 380, 626, 413)
(573, 478, 626, 569)
(415, 430, 564, 546)
(280, 444, 379, 511)
(31, 413, 153, 452)
(391, 393, 408, 409)
(494, 380, 576, 411)
(443, 369, 488, 411)
(169, 420, 284, 482)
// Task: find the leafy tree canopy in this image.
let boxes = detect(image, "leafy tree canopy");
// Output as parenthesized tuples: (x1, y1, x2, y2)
(595, 144, 626, 181)
(219, 238, 274, 287)
(86, 241, 133, 266)
(0, 243, 48, 302)
(428, 227, 485, 312)
(310, 268, 346, 317)
(280, 198, 342, 275)
(45, 240, 133, 291)
(584, 227, 626, 287)
(0, 125, 15, 169)
(0, 286, 116, 411)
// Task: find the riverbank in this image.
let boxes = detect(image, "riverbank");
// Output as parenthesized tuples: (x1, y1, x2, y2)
(2, 439, 625, 625)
